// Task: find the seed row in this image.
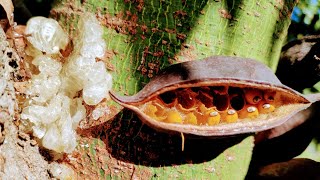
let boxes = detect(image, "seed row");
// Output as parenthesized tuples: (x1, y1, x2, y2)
(141, 86, 277, 125)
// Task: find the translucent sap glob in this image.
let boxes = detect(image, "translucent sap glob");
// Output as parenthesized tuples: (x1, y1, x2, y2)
(49, 162, 75, 179)
(21, 15, 112, 153)
(26, 55, 61, 103)
(25, 17, 69, 54)
(21, 56, 86, 153)
(62, 14, 112, 105)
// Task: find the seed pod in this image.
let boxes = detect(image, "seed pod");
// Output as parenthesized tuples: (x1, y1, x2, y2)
(211, 86, 228, 95)
(263, 91, 278, 102)
(213, 94, 229, 111)
(229, 87, 246, 110)
(176, 88, 197, 109)
(110, 56, 315, 136)
(244, 89, 263, 104)
(158, 91, 176, 106)
(197, 90, 214, 108)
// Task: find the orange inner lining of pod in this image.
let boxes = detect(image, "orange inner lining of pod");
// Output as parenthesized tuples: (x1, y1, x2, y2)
(139, 86, 298, 126)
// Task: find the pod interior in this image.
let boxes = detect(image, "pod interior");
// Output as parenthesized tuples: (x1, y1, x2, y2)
(136, 85, 308, 127)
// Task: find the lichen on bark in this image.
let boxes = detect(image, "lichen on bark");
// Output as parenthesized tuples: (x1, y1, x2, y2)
(0, 25, 51, 179)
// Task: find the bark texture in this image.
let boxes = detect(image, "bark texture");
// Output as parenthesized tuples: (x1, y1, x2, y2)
(3, 0, 298, 179)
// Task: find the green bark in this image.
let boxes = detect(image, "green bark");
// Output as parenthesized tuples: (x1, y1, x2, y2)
(51, 0, 297, 179)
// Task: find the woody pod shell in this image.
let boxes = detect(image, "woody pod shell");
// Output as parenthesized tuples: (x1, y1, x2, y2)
(110, 56, 315, 136)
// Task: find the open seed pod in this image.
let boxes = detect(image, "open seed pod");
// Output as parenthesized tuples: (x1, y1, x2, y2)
(110, 56, 316, 136)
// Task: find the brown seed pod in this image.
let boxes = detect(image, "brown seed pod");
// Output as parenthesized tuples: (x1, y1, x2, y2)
(110, 56, 316, 136)
(244, 88, 263, 104)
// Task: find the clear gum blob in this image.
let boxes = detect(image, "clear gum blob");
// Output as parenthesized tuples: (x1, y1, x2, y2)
(25, 17, 69, 54)
(21, 14, 113, 153)
(70, 98, 86, 128)
(32, 55, 62, 76)
(85, 61, 108, 83)
(82, 78, 111, 105)
(26, 56, 62, 103)
(79, 39, 106, 58)
(209, 111, 219, 117)
(49, 163, 75, 179)
(27, 73, 61, 103)
(63, 56, 94, 87)
(263, 104, 271, 109)
(78, 14, 104, 42)
(21, 105, 50, 125)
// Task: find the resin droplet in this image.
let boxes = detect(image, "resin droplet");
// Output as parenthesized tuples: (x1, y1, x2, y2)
(62, 14, 112, 105)
(21, 13, 112, 154)
(25, 17, 69, 54)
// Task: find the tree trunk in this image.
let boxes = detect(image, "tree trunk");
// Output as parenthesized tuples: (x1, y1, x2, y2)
(47, 0, 297, 179)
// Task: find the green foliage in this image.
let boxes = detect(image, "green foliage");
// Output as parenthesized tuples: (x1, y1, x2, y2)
(288, 0, 320, 39)
(293, 0, 320, 30)
(298, 139, 320, 161)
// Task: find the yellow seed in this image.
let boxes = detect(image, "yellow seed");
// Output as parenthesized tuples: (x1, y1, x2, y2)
(246, 106, 259, 119)
(224, 109, 238, 123)
(207, 110, 220, 125)
(144, 104, 157, 118)
(199, 105, 221, 125)
(144, 103, 166, 121)
(153, 102, 166, 117)
(244, 89, 262, 104)
(199, 103, 217, 114)
(193, 111, 207, 125)
(238, 105, 259, 119)
(199, 104, 207, 113)
(185, 113, 197, 125)
(258, 101, 275, 114)
(165, 111, 182, 124)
